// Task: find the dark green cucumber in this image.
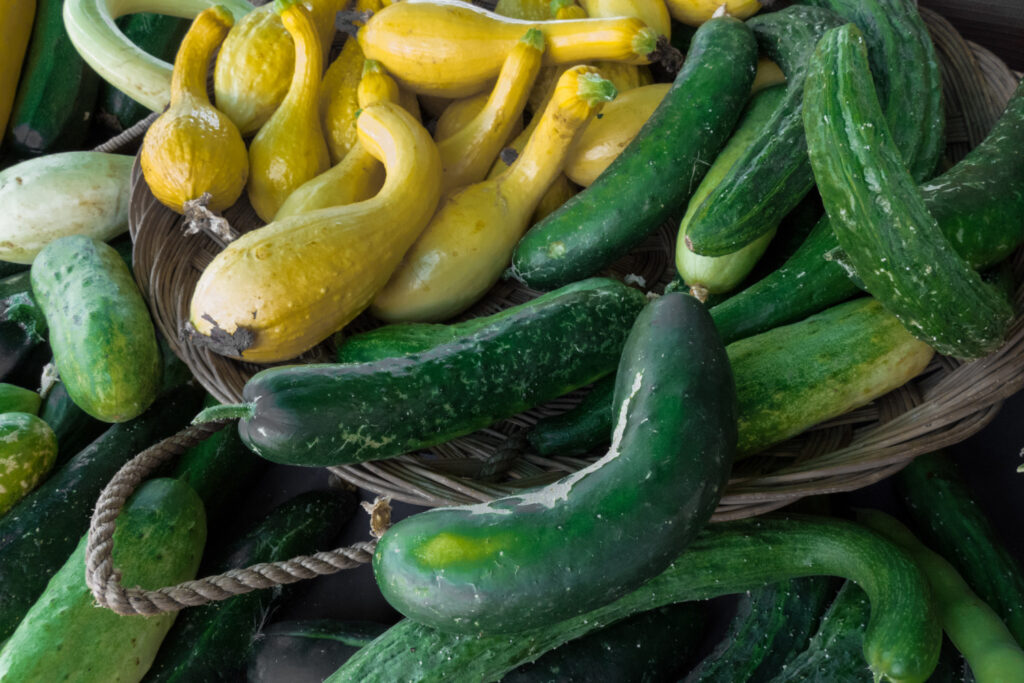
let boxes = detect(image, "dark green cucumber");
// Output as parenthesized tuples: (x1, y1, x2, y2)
(99, 14, 190, 131)
(683, 576, 838, 682)
(248, 620, 390, 683)
(373, 292, 737, 634)
(508, 16, 757, 291)
(523, 374, 615, 457)
(899, 452, 1024, 648)
(0, 412, 57, 516)
(5, 0, 100, 155)
(0, 262, 26, 279)
(708, 38, 1024, 347)
(0, 385, 203, 642)
(680, 6, 843, 257)
(40, 378, 107, 468)
(503, 602, 705, 682)
(331, 515, 940, 683)
(0, 383, 41, 414)
(0, 271, 46, 382)
(31, 235, 162, 422)
(0, 478, 206, 681)
(207, 277, 647, 467)
(144, 488, 358, 683)
(804, 25, 1013, 359)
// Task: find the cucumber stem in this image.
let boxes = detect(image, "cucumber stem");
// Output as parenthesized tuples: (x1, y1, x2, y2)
(193, 402, 254, 423)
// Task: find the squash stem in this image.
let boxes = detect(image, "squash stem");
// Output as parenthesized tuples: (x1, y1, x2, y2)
(193, 402, 254, 424)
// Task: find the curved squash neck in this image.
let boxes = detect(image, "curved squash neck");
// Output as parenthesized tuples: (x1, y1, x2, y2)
(279, 5, 324, 114)
(357, 103, 438, 207)
(169, 10, 232, 107)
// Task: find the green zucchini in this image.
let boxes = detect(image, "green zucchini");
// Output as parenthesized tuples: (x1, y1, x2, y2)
(508, 16, 757, 291)
(373, 292, 737, 634)
(503, 602, 705, 682)
(684, 576, 838, 682)
(676, 84, 787, 294)
(331, 515, 940, 683)
(31, 235, 162, 422)
(899, 452, 1024, 648)
(0, 383, 40, 414)
(679, 6, 843, 257)
(0, 271, 46, 382)
(0, 478, 206, 681)
(40, 378, 107, 468)
(0, 413, 57, 517)
(206, 277, 647, 467)
(247, 620, 390, 683)
(0, 385, 203, 642)
(523, 374, 615, 457)
(5, 0, 100, 155)
(803, 24, 1013, 359)
(144, 489, 358, 683)
(100, 14, 191, 131)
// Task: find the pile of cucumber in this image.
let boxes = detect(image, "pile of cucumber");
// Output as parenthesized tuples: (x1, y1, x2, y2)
(1, 0, 1023, 681)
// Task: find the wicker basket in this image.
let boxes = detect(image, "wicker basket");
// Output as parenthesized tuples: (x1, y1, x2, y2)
(124, 7, 1024, 522)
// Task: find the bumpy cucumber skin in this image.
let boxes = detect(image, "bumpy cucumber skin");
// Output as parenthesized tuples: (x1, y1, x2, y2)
(509, 17, 757, 291)
(681, 6, 843, 257)
(0, 478, 206, 682)
(247, 620, 390, 683)
(0, 386, 203, 642)
(804, 26, 1013, 359)
(372, 293, 737, 634)
(31, 235, 161, 422)
(143, 490, 358, 683)
(332, 516, 940, 683)
(0, 413, 57, 516)
(237, 278, 646, 467)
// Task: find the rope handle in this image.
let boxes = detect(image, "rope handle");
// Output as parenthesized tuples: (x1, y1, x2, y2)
(85, 419, 391, 616)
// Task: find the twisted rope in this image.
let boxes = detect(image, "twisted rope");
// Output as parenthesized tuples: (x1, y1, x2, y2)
(92, 111, 159, 154)
(85, 420, 389, 616)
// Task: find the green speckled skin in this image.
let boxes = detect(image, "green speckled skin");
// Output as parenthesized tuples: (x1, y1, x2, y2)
(31, 235, 161, 422)
(0, 383, 41, 415)
(509, 17, 757, 291)
(371, 293, 737, 635)
(240, 278, 646, 466)
(0, 478, 205, 682)
(330, 516, 940, 683)
(682, 6, 844, 257)
(803, 26, 1014, 359)
(0, 413, 56, 516)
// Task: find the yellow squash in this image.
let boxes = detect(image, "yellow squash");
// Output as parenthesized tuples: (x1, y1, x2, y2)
(437, 28, 545, 195)
(358, 0, 659, 97)
(580, 0, 671, 38)
(274, 60, 400, 220)
(563, 81, 669, 186)
(493, 0, 551, 20)
(214, 0, 343, 135)
(665, 0, 761, 26)
(0, 0, 35, 137)
(247, 0, 330, 222)
(372, 65, 615, 323)
(190, 101, 442, 363)
(139, 6, 247, 213)
(752, 56, 786, 93)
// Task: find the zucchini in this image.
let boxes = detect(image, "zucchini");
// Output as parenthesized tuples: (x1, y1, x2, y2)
(331, 515, 940, 683)
(0, 383, 40, 414)
(0, 385, 203, 642)
(0, 412, 57, 517)
(373, 292, 737, 634)
(0, 478, 206, 681)
(248, 620, 390, 683)
(208, 277, 647, 467)
(680, 6, 843, 257)
(5, 0, 100, 155)
(803, 24, 1013, 359)
(684, 576, 838, 682)
(40, 378, 107, 469)
(508, 15, 757, 291)
(523, 374, 615, 457)
(144, 489, 359, 683)
(899, 452, 1024, 648)
(31, 235, 162, 422)
(0, 271, 46, 382)
(503, 602, 705, 682)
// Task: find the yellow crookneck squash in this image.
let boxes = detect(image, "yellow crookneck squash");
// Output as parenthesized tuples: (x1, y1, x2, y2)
(371, 65, 616, 323)
(0, 0, 35, 137)
(189, 101, 443, 363)
(214, 0, 343, 135)
(246, 0, 331, 222)
(357, 0, 659, 98)
(139, 6, 248, 213)
(664, 0, 761, 26)
(437, 28, 545, 196)
(274, 59, 401, 220)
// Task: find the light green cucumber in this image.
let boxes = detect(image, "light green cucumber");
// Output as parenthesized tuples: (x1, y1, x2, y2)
(0, 413, 57, 517)
(0, 384, 41, 415)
